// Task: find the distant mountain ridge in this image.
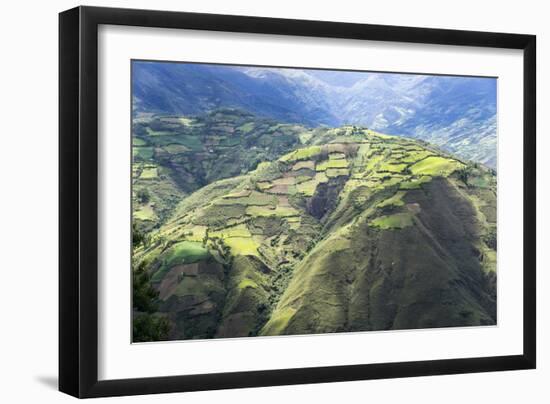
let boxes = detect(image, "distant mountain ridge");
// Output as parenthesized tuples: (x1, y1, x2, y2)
(132, 61, 497, 167)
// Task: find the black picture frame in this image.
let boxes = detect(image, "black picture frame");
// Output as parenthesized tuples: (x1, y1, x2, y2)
(59, 5, 536, 398)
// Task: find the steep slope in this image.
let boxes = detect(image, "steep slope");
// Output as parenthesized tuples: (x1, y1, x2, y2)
(133, 126, 497, 340)
(132, 61, 497, 166)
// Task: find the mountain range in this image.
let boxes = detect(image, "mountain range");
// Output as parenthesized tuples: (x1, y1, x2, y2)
(132, 61, 497, 167)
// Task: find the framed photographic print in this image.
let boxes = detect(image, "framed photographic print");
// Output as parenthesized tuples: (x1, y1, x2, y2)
(59, 6, 536, 398)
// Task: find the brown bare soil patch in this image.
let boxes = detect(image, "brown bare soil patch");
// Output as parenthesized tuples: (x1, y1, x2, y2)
(158, 263, 199, 300)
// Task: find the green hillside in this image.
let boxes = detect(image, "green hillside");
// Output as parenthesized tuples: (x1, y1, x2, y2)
(132, 109, 311, 232)
(132, 114, 497, 341)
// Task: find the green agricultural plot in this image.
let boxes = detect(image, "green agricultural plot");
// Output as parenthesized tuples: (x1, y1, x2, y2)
(163, 144, 190, 154)
(139, 166, 158, 179)
(134, 204, 157, 221)
(223, 189, 252, 198)
(133, 137, 147, 146)
(214, 191, 276, 207)
(295, 181, 317, 197)
(294, 175, 315, 184)
(379, 162, 407, 173)
(133, 147, 154, 160)
(329, 152, 346, 160)
(370, 212, 414, 229)
(238, 122, 255, 133)
(146, 127, 173, 136)
(399, 176, 432, 190)
(365, 154, 384, 172)
(173, 135, 203, 150)
(410, 156, 464, 176)
(298, 131, 313, 144)
(196, 204, 248, 226)
(281, 145, 322, 162)
(295, 171, 329, 196)
(379, 176, 404, 187)
(210, 223, 252, 239)
(400, 150, 433, 163)
(316, 159, 349, 171)
(246, 205, 299, 218)
(256, 181, 274, 191)
(179, 117, 194, 126)
(326, 168, 350, 178)
(151, 241, 210, 283)
(292, 160, 315, 171)
(224, 237, 260, 256)
(270, 177, 295, 186)
(183, 225, 208, 242)
(147, 133, 203, 150)
(370, 131, 396, 140)
(356, 143, 371, 157)
(164, 241, 210, 267)
(377, 191, 406, 208)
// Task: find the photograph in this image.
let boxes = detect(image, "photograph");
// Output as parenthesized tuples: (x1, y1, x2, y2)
(52, 3, 539, 399)
(131, 61, 498, 342)
(0, 0, 542, 401)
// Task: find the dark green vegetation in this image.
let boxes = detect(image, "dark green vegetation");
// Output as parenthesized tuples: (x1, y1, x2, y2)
(132, 110, 497, 341)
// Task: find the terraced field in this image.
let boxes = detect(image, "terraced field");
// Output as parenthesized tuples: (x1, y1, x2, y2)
(132, 115, 497, 341)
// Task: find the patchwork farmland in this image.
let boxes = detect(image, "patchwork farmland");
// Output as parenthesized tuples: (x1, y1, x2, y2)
(131, 109, 497, 341)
